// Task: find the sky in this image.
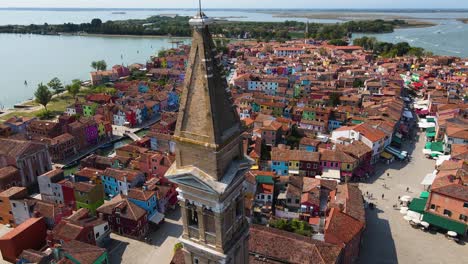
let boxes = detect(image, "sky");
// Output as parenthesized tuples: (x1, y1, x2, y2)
(0, 0, 467, 9)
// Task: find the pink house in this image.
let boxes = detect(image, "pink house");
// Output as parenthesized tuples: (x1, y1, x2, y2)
(139, 151, 174, 181)
(112, 65, 130, 78)
(260, 120, 283, 146)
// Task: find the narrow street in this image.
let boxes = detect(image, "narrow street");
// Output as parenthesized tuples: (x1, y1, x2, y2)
(358, 132, 468, 264)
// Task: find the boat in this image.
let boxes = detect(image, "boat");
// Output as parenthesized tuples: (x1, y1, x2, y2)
(112, 11, 127, 14)
(13, 104, 34, 109)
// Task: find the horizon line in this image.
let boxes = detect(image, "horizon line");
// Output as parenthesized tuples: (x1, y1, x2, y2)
(1, 7, 468, 10)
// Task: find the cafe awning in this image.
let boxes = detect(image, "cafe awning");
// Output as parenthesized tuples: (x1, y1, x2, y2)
(421, 173, 436, 186)
(423, 212, 467, 235)
(321, 168, 341, 180)
(431, 142, 444, 152)
(149, 211, 165, 224)
(409, 198, 427, 214)
(420, 191, 430, 199)
(380, 151, 393, 160)
(392, 136, 402, 144)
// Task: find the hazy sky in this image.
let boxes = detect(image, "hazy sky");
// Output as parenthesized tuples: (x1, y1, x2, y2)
(1, 0, 467, 9)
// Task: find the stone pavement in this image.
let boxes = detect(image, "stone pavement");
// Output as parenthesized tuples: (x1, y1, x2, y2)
(109, 208, 183, 264)
(358, 132, 468, 264)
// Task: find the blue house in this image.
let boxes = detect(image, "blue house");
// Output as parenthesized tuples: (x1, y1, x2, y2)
(167, 91, 180, 112)
(141, 105, 148, 122)
(328, 120, 342, 132)
(138, 83, 149, 93)
(128, 188, 158, 218)
(101, 168, 144, 198)
(271, 160, 289, 176)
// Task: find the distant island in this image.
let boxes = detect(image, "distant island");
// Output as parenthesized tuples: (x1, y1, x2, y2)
(0, 15, 425, 42)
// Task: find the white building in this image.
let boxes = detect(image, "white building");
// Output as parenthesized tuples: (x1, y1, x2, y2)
(38, 169, 65, 205)
(113, 109, 127, 126)
(331, 123, 386, 164)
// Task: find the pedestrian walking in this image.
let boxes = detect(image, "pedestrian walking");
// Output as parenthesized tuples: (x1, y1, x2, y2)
(406, 187, 410, 192)
(398, 196, 400, 201)
(382, 194, 385, 199)
(387, 172, 389, 177)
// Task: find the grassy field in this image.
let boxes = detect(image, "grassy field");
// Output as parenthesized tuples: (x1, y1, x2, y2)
(0, 92, 86, 122)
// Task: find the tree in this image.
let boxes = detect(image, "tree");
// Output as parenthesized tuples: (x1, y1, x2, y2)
(328, 39, 348, 46)
(66, 80, 81, 100)
(47, 77, 65, 94)
(329, 92, 341, 106)
(158, 49, 167, 58)
(91, 18, 102, 28)
(34, 83, 53, 112)
(91, 60, 107, 71)
(353, 79, 364, 88)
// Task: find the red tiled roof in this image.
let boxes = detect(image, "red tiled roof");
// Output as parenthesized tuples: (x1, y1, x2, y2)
(431, 183, 468, 202)
(249, 225, 342, 264)
(353, 123, 385, 142)
(325, 208, 364, 245)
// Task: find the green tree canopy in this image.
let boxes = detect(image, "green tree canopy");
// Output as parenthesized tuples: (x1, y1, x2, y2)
(329, 92, 342, 107)
(91, 18, 103, 28)
(66, 80, 81, 99)
(34, 83, 53, 112)
(328, 39, 348, 46)
(47, 77, 65, 94)
(91, 60, 107, 71)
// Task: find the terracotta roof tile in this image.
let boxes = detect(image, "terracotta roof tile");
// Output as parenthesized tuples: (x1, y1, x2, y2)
(249, 225, 342, 264)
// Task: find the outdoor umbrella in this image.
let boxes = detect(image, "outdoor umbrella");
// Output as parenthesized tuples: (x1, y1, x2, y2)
(447, 231, 457, 237)
(403, 215, 412, 221)
(421, 221, 429, 228)
(411, 218, 421, 224)
(400, 196, 412, 202)
(399, 207, 408, 215)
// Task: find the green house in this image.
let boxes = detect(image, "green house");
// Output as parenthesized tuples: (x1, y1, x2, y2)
(74, 182, 105, 215)
(251, 102, 261, 112)
(82, 103, 98, 117)
(302, 108, 316, 121)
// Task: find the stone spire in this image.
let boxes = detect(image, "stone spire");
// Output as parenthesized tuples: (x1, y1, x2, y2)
(173, 7, 243, 180)
(175, 11, 240, 151)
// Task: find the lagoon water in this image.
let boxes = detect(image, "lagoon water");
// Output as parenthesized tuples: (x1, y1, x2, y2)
(0, 9, 467, 108)
(0, 33, 189, 108)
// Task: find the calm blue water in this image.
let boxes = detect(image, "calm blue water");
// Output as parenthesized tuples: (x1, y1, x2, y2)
(0, 34, 189, 108)
(0, 9, 467, 108)
(353, 19, 468, 57)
